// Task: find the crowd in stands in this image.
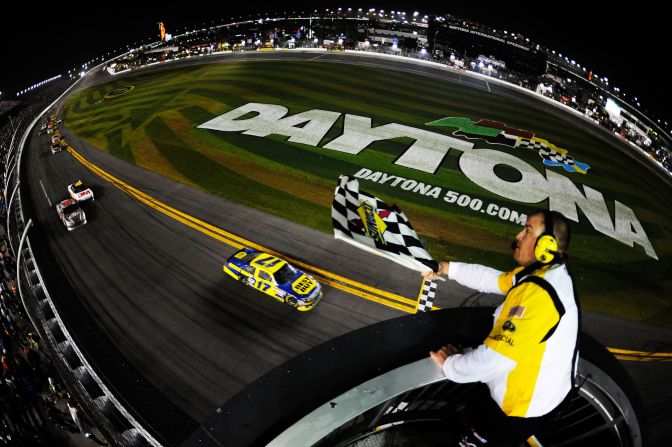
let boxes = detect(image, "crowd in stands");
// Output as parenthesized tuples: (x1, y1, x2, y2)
(1, 80, 106, 446)
(0, 101, 21, 118)
(414, 50, 671, 173)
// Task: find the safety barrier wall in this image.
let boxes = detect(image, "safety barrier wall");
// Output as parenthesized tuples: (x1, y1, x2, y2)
(181, 308, 646, 447)
(7, 82, 165, 447)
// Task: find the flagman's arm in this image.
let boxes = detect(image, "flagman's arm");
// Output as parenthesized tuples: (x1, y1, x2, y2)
(424, 261, 508, 295)
(430, 344, 516, 382)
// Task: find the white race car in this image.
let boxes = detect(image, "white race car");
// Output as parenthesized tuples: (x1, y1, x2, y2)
(56, 199, 87, 231)
(67, 180, 94, 202)
(51, 143, 62, 154)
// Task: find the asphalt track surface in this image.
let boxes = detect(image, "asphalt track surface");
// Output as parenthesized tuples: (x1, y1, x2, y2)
(23, 51, 672, 442)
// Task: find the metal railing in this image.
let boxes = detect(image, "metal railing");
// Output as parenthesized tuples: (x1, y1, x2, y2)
(270, 356, 642, 447)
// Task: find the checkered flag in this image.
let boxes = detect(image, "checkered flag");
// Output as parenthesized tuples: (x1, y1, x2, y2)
(417, 279, 437, 312)
(332, 175, 438, 273)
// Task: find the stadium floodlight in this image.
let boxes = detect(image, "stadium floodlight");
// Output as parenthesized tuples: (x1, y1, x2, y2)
(413, 11, 419, 16)
(420, 48, 427, 54)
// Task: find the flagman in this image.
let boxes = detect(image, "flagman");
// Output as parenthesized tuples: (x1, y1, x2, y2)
(424, 210, 579, 446)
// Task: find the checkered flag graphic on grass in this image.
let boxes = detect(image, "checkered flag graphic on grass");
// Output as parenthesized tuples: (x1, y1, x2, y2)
(537, 147, 574, 164)
(514, 139, 590, 174)
(417, 279, 437, 312)
(332, 175, 438, 273)
(515, 138, 575, 165)
(514, 138, 546, 152)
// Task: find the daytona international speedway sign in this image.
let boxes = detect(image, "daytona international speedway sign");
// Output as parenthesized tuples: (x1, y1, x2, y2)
(199, 103, 658, 260)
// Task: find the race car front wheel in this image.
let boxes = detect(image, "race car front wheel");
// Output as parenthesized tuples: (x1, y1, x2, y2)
(285, 295, 299, 308)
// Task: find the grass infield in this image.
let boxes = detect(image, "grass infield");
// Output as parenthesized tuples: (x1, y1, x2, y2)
(63, 60, 672, 326)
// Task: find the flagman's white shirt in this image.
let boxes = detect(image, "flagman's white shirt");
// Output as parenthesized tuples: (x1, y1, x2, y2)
(442, 262, 578, 418)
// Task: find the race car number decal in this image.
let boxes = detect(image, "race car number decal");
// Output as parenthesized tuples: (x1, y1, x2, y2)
(254, 281, 271, 292)
(292, 275, 315, 294)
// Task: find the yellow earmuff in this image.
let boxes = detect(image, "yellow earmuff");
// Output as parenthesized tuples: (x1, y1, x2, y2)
(535, 234, 558, 263)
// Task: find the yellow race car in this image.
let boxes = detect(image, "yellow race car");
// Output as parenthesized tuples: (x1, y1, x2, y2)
(224, 248, 322, 311)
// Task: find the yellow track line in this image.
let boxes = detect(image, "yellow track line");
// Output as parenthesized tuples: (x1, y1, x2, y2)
(608, 348, 672, 357)
(66, 147, 672, 359)
(67, 146, 416, 313)
(609, 348, 672, 362)
(612, 354, 672, 362)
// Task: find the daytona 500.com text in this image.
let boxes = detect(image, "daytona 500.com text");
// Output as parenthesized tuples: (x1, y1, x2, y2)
(354, 168, 527, 225)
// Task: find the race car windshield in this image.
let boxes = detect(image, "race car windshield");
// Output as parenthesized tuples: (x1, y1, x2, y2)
(274, 264, 296, 284)
(72, 184, 88, 193)
(63, 203, 80, 214)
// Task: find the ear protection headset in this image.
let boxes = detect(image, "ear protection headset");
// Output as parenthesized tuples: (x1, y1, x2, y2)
(534, 210, 559, 264)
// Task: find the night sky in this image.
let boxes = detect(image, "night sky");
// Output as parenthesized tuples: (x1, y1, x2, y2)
(2, 2, 668, 130)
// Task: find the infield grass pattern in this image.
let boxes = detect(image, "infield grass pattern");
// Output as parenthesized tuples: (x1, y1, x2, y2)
(63, 61, 672, 326)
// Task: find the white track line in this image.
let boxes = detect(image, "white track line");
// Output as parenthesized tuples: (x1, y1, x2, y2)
(39, 180, 52, 207)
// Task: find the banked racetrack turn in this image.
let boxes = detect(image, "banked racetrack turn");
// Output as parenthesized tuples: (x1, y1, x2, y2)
(21, 51, 672, 445)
